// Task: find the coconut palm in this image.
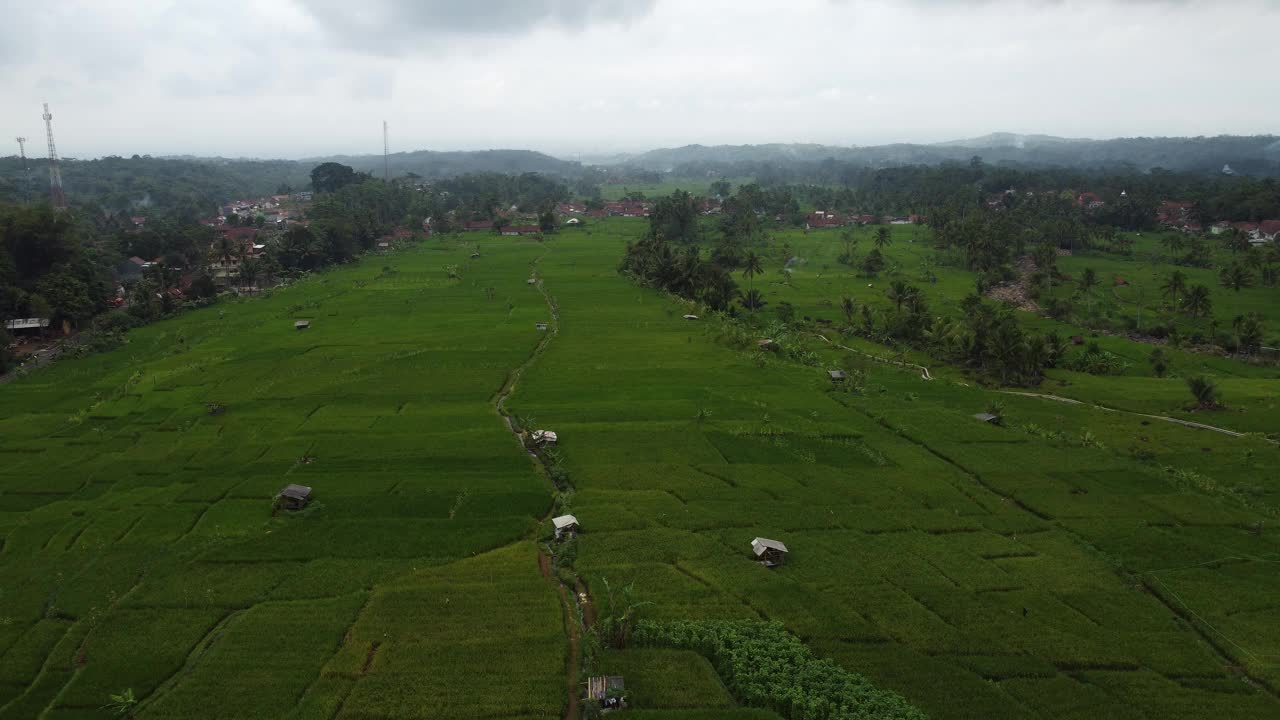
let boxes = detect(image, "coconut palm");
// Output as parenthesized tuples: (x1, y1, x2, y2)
(1181, 284, 1212, 317)
(1218, 263, 1254, 293)
(738, 289, 767, 312)
(1160, 270, 1187, 304)
(840, 296, 856, 325)
(875, 226, 892, 250)
(887, 280, 910, 312)
(741, 251, 764, 309)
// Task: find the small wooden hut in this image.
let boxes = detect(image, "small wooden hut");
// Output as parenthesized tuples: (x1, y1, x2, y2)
(530, 430, 557, 446)
(682, 314, 699, 320)
(973, 412, 1000, 425)
(587, 676, 625, 711)
(828, 369, 847, 382)
(552, 514, 579, 540)
(276, 484, 312, 511)
(536, 322, 549, 331)
(751, 537, 788, 567)
(527, 278, 537, 285)
(294, 320, 311, 330)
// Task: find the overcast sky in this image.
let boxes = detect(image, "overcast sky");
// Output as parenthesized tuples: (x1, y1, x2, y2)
(2, 0, 1277, 160)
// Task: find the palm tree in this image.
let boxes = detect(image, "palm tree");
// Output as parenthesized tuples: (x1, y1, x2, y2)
(1161, 233, 1186, 257)
(875, 226, 892, 250)
(1078, 267, 1099, 294)
(741, 251, 764, 311)
(738, 289, 767, 312)
(1218, 263, 1254, 293)
(840, 296, 855, 325)
(1160, 270, 1187, 304)
(887, 280, 910, 312)
(1223, 228, 1250, 255)
(1181, 284, 1212, 317)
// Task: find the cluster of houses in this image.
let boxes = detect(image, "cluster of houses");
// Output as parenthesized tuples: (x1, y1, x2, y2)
(1159, 200, 1279, 244)
(804, 211, 919, 229)
(556, 200, 655, 219)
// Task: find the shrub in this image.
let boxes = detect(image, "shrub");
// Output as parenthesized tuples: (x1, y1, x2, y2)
(635, 620, 926, 720)
(1186, 375, 1222, 409)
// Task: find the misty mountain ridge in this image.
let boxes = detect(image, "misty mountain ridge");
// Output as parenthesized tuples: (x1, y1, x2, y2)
(614, 134, 1280, 175)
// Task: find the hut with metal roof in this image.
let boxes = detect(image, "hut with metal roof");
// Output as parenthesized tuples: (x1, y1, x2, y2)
(294, 320, 311, 330)
(276, 484, 312, 511)
(973, 412, 1000, 424)
(530, 430, 557, 446)
(552, 514, 579, 540)
(751, 537, 788, 567)
(828, 369, 847, 382)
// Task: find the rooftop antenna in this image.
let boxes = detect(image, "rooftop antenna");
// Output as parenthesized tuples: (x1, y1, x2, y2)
(42, 103, 67, 209)
(15, 137, 31, 203)
(382, 120, 390, 182)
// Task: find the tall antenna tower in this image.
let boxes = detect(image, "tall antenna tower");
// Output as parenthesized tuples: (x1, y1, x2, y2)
(382, 120, 390, 182)
(15, 137, 31, 203)
(42, 103, 67, 208)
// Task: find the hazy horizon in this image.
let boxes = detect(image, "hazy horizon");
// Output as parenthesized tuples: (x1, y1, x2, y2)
(3, 0, 1279, 160)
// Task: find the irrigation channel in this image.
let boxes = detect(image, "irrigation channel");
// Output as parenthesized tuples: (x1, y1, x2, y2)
(488, 258, 590, 720)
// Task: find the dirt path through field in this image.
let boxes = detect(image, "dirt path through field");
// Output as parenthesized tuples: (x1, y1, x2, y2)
(490, 254, 585, 720)
(998, 390, 1272, 442)
(815, 333, 933, 380)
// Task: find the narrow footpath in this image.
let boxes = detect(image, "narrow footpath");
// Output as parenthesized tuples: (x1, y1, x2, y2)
(488, 257, 587, 720)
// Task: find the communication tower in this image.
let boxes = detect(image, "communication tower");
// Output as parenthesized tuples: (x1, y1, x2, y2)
(42, 103, 67, 208)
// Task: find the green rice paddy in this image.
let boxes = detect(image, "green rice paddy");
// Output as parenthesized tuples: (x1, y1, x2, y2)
(1, 219, 1277, 718)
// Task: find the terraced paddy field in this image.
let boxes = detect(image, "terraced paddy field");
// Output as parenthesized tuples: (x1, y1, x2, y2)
(2, 218, 1279, 718)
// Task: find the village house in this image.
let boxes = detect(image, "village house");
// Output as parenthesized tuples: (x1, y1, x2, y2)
(751, 537, 788, 567)
(276, 484, 312, 511)
(552, 514, 578, 540)
(1074, 192, 1106, 210)
(463, 220, 494, 232)
(805, 211, 843, 229)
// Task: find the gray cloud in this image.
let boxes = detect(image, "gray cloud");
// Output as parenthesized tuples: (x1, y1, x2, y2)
(298, 0, 656, 53)
(1, 0, 1277, 158)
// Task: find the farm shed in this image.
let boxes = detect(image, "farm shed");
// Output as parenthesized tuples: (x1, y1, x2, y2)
(527, 278, 537, 285)
(828, 369, 847, 382)
(470, 252, 481, 258)
(552, 514, 579, 540)
(530, 430, 557, 446)
(536, 322, 549, 331)
(973, 413, 1000, 424)
(751, 537, 788, 567)
(758, 339, 775, 350)
(276, 484, 312, 511)
(586, 676, 625, 710)
(294, 320, 311, 330)
(682, 314, 699, 320)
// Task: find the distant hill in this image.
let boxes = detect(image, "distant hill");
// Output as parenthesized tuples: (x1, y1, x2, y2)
(618, 135, 1280, 176)
(307, 149, 582, 179)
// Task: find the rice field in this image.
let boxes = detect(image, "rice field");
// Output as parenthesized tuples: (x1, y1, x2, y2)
(1, 219, 1277, 718)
